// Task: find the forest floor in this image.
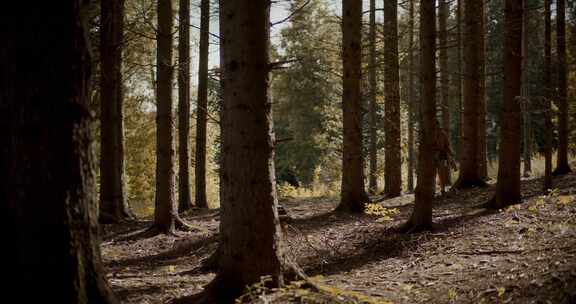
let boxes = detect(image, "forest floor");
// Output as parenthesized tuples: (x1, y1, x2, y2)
(102, 173, 576, 304)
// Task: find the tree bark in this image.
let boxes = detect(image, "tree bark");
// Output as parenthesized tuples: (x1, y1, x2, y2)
(1, 1, 118, 302)
(553, 0, 572, 175)
(543, 0, 553, 191)
(100, 0, 132, 223)
(195, 0, 210, 208)
(384, 0, 402, 197)
(407, 0, 415, 193)
(337, 0, 369, 213)
(438, 0, 451, 185)
(453, 0, 487, 189)
(478, 2, 488, 180)
(154, 0, 178, 234)
(368, 0, 378, 194)
(403, 0, 436, 232)
(178, 0, 192, 212)
(194, 1, 288, 301)
(456, 0, 463, 158)
(488, 0, 523, 209)
(521, 0, 531, 177)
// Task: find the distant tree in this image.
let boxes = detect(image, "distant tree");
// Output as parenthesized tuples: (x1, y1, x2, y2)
(488, 0, 523, 209)
(553, 0, 572, 175)
(456, 0, 463, 157)
(403, 0, 436, 231)
(384, 0, 402, 198)
(1, 1, 118, 302)
(407, 0, 416, 193)
(195, 0, 210, 208)
(100, 0, 133, 223)
(521, 0, 532, 177)
(453, 0, 487, 189)
(478, 2, 488, 180)
(152, 0, 190, 234)
(193, 1, 290, 301)
(368, 0, 378, 193)
(337, 0, 369, 212)
(178, 0, 193, 212)
(543, 0, 553, 191)
(438, 0, 451, 185)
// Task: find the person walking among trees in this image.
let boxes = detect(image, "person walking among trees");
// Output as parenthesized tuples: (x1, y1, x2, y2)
(434, 120, 456, 194)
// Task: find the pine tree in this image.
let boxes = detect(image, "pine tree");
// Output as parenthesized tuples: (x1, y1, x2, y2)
(191, 1, 292, 301)
(453, 0, 488, 189)
(403, 0, 436, 232)
(553, 0, 572, 175)
(488, 0, 524, 209)
(195, 0, 210, 208)
(100, 0, 133, 223)
(178, 0, 193, 213)
(1, 1, 118, 302)
(337, 0, 369, 212)
(384, 0, 402, 197)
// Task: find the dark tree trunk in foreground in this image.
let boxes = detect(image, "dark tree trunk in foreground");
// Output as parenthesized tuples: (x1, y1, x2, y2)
(178, 0, 192, 213)
(543, 0, 553, 191)
(193, 1, 288, 301)
(368, 0, 378, 193)
(407, 0, 415, 193)
(438, 0, 451, 185)
(404, 0, 436, 232)
(453, 0, 487, 189)
(488, 0, 523, 209)
(154, 0, 178, 234)
(384, 0, 402, 197)
(1, 2, 118, 302)
(100, 0, 132, 223)
(337, 0, 369, 212)
(195, 0, 210, 209)
(553, 0, 572, 175)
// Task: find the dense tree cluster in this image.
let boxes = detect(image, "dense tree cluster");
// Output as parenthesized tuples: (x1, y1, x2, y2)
(2, 0, 574, 302)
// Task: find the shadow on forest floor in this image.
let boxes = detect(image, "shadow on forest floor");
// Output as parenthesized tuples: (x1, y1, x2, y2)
(103, 172, 576, 304)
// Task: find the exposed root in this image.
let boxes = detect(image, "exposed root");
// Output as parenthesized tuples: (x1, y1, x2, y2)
(175, 216, 209, 233)
(451, 178, 489, 190)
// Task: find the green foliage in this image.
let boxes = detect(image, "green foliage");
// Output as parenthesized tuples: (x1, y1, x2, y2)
(273, 0, 342, 187)
(124, 94, 156, 217)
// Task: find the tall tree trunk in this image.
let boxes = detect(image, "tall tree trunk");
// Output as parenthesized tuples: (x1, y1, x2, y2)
(337, 0, 369, 212)
(100, 0, 132, 223)
(407, 0, 415, 193)
(521, 0, 531, 177)
(178, 0, 192, 212)
(195, 1, 288, 301)
(384, 0, 402, 197)
(456, 0, 463, 158)
(1, 1, 118, 302)
(553, 0, 572, 174)
(195, 0, 210, 208)
(488, 0, 523, 209)
(368, 0, 378, 193)
(154, 0, 178, 234)
(453, 0, 487, 189)
(404, 0, 436, 232)
(478, 2, 488, 180)
(543, 0, 553, 191)
(438, 0, 451, 185)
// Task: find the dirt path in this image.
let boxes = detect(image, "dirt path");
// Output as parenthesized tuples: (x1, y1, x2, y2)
(102, 174, 576, 303)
